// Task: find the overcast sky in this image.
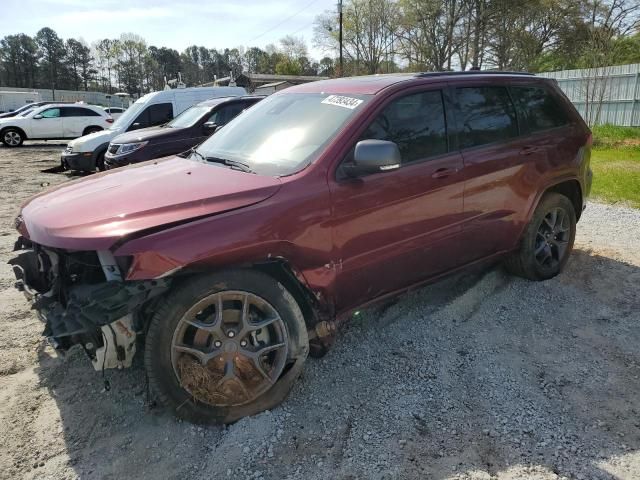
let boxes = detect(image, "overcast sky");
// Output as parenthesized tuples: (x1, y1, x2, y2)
(1, 0, 335, 59)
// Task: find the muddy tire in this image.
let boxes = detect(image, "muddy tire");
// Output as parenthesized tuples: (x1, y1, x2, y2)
(505, 192, 576, 281)
(145, 269, 309, 424)
(95, 151, 106, 171)
(1, 128, 24, 147)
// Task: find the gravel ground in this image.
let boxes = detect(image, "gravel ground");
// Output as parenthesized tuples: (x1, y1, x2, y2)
(0, 142, 639, 480)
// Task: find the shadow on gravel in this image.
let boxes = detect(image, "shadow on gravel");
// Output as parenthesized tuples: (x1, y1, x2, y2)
(26, 249, 640, 479)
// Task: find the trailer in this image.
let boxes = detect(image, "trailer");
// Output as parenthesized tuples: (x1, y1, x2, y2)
(0, 91, 41, 113)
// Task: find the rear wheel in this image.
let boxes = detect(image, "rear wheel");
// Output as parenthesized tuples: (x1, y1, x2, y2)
(2, 128, 24, 147)
(505, 192, 576, 281)
(145, 270, 309, 424)
(83, 126, 102, 136)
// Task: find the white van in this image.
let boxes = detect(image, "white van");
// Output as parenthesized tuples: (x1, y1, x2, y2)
(61, 86, 246, 171)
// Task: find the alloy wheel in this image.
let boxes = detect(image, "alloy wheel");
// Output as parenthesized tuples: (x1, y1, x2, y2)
(4, 131, 21, 146)
(534, 207, 570, 269)
(171, 290, 289, 407)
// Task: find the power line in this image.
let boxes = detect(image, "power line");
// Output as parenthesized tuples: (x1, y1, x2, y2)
(248, 0, 321, 43)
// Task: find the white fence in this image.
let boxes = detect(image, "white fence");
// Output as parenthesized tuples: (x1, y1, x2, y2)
(0, 86, 118, 107)
(538, 63, 640, 127)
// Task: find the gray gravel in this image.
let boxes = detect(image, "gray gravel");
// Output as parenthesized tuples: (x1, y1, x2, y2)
(1, 143, 639, 480)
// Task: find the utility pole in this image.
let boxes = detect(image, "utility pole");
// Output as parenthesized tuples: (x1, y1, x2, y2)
(338, 0, 343, 77)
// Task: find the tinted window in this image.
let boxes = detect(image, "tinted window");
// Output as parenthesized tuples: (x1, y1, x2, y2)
(132, 102, 173, 129)
(510, 86, 569, 133)
(456, 87, 518, 148)
(361, 91, 448, 163)
(62, 107, 100, 117)
(40, 108, 60, 118)
(207, 103, 247, 126)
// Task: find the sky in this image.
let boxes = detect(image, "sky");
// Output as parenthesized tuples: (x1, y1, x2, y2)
(1, 0, 336, 59)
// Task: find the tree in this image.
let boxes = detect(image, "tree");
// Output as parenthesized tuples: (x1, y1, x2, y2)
(314, 0, 399, 75)
(36, 27, 66, 96)
(0, 34, 39, 87)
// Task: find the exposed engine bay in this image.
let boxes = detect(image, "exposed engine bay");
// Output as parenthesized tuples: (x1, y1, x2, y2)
(9, 237, 169, 370)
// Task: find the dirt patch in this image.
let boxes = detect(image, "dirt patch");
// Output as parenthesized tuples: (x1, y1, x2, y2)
(0, 142, 640, 479)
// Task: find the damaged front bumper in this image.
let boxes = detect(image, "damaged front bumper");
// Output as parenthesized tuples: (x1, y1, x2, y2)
(10, 240, 169, 370)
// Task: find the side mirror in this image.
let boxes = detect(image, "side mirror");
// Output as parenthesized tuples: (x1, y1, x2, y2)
(346, 140, 401, 177)
(203, 122, 218, 134)
(128, 122, 142, 131)
(33, 114, 43, 120)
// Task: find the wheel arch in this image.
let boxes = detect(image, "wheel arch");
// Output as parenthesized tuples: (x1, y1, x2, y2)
(0, 125, 27, 140)
(82, 125, 103, 136)
(156, 257, 323, 330)
(543, 179, 583, 221)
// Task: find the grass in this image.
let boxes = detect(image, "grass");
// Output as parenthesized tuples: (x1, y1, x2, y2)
(590, 124, 640, 208)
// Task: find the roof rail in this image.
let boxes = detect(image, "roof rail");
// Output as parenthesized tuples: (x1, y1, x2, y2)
(414, 70, 534, 78)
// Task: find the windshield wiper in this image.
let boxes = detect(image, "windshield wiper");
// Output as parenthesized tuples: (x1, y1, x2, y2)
(189, 148, 206, 162)
(205, 156, 255, 173)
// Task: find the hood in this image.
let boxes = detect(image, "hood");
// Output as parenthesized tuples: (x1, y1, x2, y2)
(68, 128, 118, 151)
(111, 125, 185, 145)
(20, 156, 282, 251)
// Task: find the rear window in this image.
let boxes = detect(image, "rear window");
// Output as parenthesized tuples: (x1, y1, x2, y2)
(62, 107, 101, 117)
(510, 86, 569, 133)
(456, 86, 518, 149)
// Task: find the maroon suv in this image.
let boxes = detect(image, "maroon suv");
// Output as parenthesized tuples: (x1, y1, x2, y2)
(10, 72, 592, 424)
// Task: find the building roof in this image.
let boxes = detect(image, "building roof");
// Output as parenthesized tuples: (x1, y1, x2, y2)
(255, 81, 292, 89)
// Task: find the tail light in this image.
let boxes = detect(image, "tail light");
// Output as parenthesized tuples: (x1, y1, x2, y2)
(586, 132, 593, 146)
(106, 118, 114, 124)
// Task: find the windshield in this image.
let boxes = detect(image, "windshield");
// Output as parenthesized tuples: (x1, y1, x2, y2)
(195, 93, 370, 176)
(109, 100, 146, 130)
(20, 107, 37, 117)
(166, 105, 211, 128)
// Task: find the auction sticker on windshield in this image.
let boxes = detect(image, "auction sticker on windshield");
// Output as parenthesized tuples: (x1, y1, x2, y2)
(321, 95, 363, 110)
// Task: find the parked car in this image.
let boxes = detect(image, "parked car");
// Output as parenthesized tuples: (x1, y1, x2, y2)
(0, 101, 71, 119)
(61, 86, 246, 172)
(0, 103, 112, 147)
(10, 72, 592, 424)
(104, 96, 264, 169)
(103, 106, 126, 119)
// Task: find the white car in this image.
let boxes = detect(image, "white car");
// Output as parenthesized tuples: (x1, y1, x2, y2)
(0, 103, 113, 148)
(103, 107, 126, 119)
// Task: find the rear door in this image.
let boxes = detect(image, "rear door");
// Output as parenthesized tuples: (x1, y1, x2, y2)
(329, 87, 466, 312)
(30, 107, 63, 138)
(455, 83, 547, 263)
(61, 106, 103, 137)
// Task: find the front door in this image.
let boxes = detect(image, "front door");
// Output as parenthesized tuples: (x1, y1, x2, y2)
(329, 88, 466, 314)
(31, 107, 63, 138)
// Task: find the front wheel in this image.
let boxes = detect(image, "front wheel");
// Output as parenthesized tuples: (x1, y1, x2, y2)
(505, 192, 576, 281)
(2, 128, 24, 147)
(145, 270, 309, 424)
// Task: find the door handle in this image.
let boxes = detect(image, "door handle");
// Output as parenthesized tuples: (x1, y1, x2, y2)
(519, 146, 541, 156)
(431, 167, 457, 179)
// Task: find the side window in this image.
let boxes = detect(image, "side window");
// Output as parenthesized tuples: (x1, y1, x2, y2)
(360, 90, 448, 163)
(40, 108, 60, 118)
(456, 86, 518, 148)
(207, 103, 245, 126)
(510, 86, 569, 133)
(132, 103, 173, 129)
(148, 103, 173, 126)
(62, 107, 100, 117)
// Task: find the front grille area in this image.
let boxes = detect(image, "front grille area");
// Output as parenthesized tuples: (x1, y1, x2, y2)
(108, 144, 120, 154)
